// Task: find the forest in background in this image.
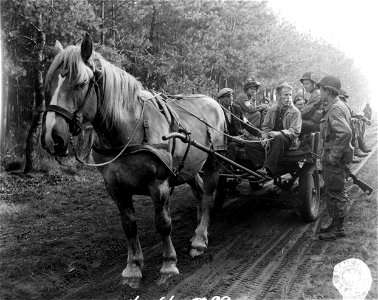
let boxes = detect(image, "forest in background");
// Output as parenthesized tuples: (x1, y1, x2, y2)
(0, 0, 371, 172)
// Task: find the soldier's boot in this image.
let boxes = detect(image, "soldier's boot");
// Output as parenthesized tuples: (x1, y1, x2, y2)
(354, 148, 368, 157)
(358, 136, 372, 153)
(319, 217, 346, 240)
(318, 218, 337, 233)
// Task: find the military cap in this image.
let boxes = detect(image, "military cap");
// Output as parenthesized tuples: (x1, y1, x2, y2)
(217, 88, 233, 98)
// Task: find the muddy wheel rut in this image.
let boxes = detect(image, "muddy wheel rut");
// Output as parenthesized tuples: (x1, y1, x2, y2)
(56, 141, 376, 299)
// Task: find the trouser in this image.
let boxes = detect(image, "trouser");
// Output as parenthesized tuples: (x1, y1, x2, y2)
(322, 163, 349, 218)
(351, 121, 358, 148)
(245, 133, 290, 175)
(227, 141, 243, 162)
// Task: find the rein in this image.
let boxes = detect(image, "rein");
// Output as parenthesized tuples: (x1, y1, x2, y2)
(73, 94, 161, 167)
(167, 98, 272, 143)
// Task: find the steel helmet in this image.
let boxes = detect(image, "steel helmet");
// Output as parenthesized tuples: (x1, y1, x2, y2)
(243, 78, 261, 92)
(316, 76, 341, 95)
(217, 88, 233, 99)
(300, 72, 319, 84)
(339, 89, 349, 100)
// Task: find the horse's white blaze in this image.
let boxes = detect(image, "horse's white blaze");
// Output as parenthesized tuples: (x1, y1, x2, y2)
(45, 75, 66, 152)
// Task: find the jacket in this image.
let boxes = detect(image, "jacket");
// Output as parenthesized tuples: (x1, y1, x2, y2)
(262, 104, 302, 148)
(320, 97, 353, 165)
(235, 92, 264, 114)
(301, 89, 323, 124)
(222, 104, 260, 137)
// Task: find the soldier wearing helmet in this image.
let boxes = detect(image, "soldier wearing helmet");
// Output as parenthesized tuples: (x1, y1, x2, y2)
(216, 88, 260, 161)
(235, 78, 268, 128)
(339, 89, 371, 157)
(317, 76, 353, 241)
(299, 71, 323, 134)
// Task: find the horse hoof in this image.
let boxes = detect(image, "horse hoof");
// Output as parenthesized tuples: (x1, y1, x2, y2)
(121, 276, 141, 289)
(190, 247, 205, 257)
(121, 264, 142, 289)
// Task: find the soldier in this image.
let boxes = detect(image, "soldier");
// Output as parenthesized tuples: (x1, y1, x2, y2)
(234, 78, 268, 128)
(317, 76, 353, 241)
(244, 83, 302, 176)
(339, 90, 371, 157)
(216, 88, 260, 161)
(299, 72, 323, 134)
(363, 103, 372, 121)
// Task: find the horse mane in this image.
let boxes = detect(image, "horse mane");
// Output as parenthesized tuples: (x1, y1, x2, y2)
(46, 45, 143, 126)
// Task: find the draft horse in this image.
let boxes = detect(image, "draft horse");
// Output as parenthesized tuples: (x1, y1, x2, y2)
(41, 33, 227, 288)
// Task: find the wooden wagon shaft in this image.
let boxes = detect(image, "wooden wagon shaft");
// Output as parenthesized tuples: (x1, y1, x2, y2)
(162, 132, 266, 180)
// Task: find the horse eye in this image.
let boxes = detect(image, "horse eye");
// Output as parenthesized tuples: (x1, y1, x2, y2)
(76, 81, 87, 88)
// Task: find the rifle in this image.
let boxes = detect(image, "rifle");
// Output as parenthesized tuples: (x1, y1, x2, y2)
(348, 173, 373, 195)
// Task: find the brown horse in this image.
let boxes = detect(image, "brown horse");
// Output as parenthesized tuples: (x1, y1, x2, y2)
(41, 33, 227, 288)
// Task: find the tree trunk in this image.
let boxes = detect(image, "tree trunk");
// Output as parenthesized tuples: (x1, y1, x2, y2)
(24, 14, 45, 174)
(101, 0, 105, 45)
(1, 73, 8, 143)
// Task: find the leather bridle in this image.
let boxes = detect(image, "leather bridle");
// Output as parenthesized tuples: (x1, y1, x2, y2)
(43, 67, 102, 136)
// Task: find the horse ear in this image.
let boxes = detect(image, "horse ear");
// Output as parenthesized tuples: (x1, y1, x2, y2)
(54, 40, 64, 55)
(81, 32, 93, 62)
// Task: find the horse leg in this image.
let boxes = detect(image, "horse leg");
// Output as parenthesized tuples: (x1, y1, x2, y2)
(190, 155, 220, 257)
(105, 184, 143, 289)
(149, 179, 179, 285)
(187, 173, 204, 226)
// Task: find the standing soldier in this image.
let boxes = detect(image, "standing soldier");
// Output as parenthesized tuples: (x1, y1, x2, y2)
(317, 76, 353, 241)
(363, 103, 372, 121)
(299, 72, 323, 134)
(235, 78, 268, 128)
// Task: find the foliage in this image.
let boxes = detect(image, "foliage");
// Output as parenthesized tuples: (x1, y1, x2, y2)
(1, 0, 371, 163)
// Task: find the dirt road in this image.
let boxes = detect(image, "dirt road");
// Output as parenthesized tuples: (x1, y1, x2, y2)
(1, 126, 377, 300)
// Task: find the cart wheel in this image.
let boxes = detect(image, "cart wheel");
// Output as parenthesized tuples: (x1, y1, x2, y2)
(213, 177, 227, 213)
(298, 163, 320, 222)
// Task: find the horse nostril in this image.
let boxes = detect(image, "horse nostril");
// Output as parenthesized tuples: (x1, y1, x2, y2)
(52, 128, 65, 150)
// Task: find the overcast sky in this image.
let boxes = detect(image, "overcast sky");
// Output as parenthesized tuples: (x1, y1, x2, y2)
(267, 0, 378, 107)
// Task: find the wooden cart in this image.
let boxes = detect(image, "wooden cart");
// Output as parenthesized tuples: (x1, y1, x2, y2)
(163, 132, 321, 223)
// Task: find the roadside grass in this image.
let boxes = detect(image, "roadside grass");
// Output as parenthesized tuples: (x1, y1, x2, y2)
(303, 150, 378, 300)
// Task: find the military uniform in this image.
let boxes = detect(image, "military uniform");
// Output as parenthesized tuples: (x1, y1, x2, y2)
(320, 97, 353, 219)
(301, 89, 323, 134)
(234, 93, 264, 128)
